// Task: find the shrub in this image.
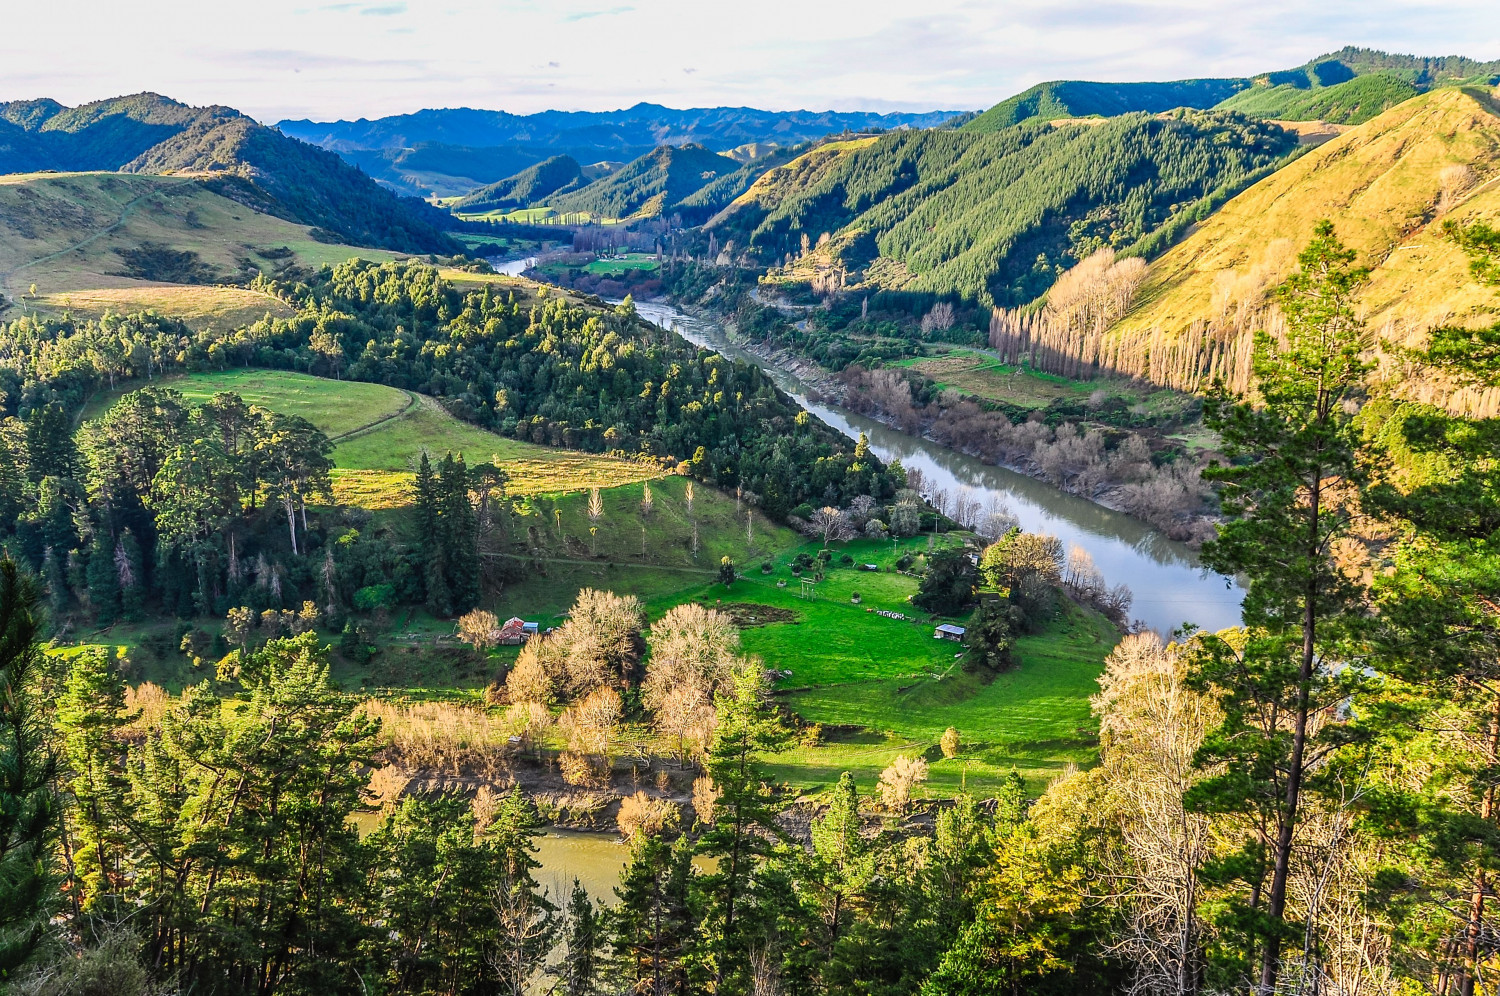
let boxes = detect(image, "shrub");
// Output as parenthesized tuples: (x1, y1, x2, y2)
(617, 790, 680, 840)
(839, 553, 854, 565)
(940, 727, 961, 759)
(353, 583, 396, 612)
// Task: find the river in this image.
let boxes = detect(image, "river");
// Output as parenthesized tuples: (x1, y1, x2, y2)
(631, 300, 1245, 636)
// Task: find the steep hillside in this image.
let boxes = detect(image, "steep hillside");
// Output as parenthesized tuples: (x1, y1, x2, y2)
(453, 155, 586, 213)
(675, 146, 801, 224)
(963, 79, 1249, 132)
(1216, 72, 1421, 125)
(710, 112, 1296, 306)
(546, 143, 742, 220)
(1071, 88, 1500, 403)
(0, 171, 398, 326)
(0, 93, 456, 253)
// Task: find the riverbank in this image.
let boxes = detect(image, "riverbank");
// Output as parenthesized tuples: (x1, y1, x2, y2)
(657, 295, 1219, 546)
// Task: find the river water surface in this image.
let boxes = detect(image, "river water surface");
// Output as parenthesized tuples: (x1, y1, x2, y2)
(631, 300, 1245, 636)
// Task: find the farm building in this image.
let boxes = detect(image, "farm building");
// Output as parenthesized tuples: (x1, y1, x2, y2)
(498, 617, 540, 645)
(934, 624, 966, 641)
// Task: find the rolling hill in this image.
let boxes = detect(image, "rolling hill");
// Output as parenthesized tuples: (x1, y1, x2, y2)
(546, 143, 743, 220)
(278, 103, 962, 198)
(1066, 87, 1500, 406)
(452, 155, 587, 213)
(962, 79, 1250, 132)
(709, 111, 1297, 306)
(0, 171, 400, 327)
(959, 48, 1500, 131)
(0, 93, 457, 253)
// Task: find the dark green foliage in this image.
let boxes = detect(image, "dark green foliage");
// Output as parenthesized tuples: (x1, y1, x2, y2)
(558, 880, 604, 996)
(913, 548, 978, 616)
(23, 402, 77, 481)
(548, 144, 742, 219)
(414, 452, 482, 617)
(454, 154, 585, 212)
(0, 560, 58, 979)
(963, 78, 1250, 131)
(713, 111, 1294, 306)
(718, 555, 736, 586)
(963, 599, 1015, 674)
(610, 832, 697, 995)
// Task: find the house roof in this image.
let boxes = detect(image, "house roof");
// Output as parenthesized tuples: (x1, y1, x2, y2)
(935, 624, 967, 635)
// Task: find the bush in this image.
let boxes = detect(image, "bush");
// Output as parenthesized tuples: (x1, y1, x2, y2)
(839, 553, 854, 565)
(353, 583, 396, 612)
(941, 727, 961, 758)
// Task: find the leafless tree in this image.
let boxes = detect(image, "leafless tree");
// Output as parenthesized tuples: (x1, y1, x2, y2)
(558, 686, 623, 787)
(643, 604, 743, 764)
(1091, 633, 1220, 996)
(457, 608, 502, 655)
(877, 755, 928, 814)
(810, 506, 853, 547)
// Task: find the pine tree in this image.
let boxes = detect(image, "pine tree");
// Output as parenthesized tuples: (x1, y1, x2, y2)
(557, 879, 603, 996)
(86, 532, 120, 626)
(0, 558, 59, 977)
(23, 401, 78, 482)
(115, 530, 144, 621)
(440, 454, 480, 614)
(1188, 220, 1374, 992)
(698, 663, 792, 987)
(56, 647, 128, 912)
(611, 832, 695, 995)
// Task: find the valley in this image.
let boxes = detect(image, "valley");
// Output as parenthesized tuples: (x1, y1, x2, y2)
(4, 33, 1500, 996)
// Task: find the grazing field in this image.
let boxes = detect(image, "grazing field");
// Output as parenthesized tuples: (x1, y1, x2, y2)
(91, 369, 665, 507)
(583, 254, 661, 275)
(0, 172, 402, 327)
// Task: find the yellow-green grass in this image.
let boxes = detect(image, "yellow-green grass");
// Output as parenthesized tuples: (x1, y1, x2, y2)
(582, 254, 661, 275)
(1116, 88, 1500, 346)
(33, 285, 295, 329)
(0, 171, 400, 327)
(769, 602, 1118, 798)
(89, 368, 664, 507)
(895, 349, 1095, 408)
(89, 368, 411, 437)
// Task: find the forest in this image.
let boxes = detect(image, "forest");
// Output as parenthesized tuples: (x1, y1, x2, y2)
(708, 110, 1296, 307)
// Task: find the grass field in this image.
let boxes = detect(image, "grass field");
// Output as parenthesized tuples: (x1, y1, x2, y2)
(582, 254, 661, 275)
(89, 369, 664, 507)
(0, 172, 401, 328)
(893, 348, 1099, 409)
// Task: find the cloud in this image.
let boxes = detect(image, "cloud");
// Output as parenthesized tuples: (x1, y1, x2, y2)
(1, 0, 1495, 120)
(562, 5, 633, 21)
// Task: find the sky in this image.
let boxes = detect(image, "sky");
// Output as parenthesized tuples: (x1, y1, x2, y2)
(1, 0, 1497, 122)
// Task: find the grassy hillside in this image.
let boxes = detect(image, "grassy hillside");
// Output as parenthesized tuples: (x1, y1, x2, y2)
(0, 171, 401, 326)
(711, 111, 1295, 306)
(1101, 87, 1500, 399)
(547, 143, 742, 220)
(0, 92, 457, 253)
(963, 78, 1249, 131)
(453, 155, 585, 213)
(90, 368, 664, 508)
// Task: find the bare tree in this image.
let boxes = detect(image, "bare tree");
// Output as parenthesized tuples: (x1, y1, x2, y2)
(558, 686, 623, 787)
(877, 755, 928, 814)
(1092, 633, 1220, 996)
(617, 790, 680, 840)
(809, 506, 853, 547)
(643, 604, 743, 764)
(457, 608, 502, 655)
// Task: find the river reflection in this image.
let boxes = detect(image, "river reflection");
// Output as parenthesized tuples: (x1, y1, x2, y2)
(631, 300, 1245, 635)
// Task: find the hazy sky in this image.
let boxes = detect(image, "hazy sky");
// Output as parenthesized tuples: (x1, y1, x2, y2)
(2, 0, 1497, 122)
